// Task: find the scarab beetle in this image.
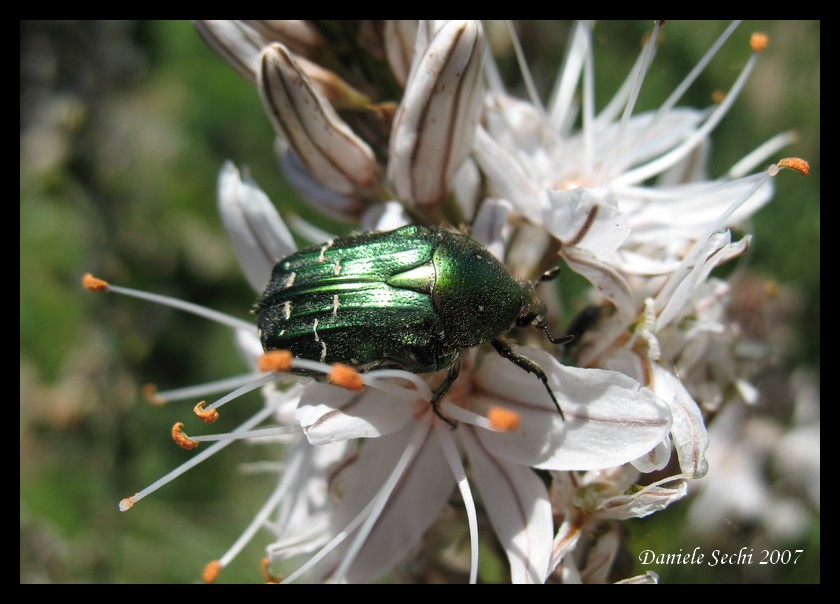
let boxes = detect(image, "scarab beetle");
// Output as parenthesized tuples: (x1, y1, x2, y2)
(255, 224, 569, 421)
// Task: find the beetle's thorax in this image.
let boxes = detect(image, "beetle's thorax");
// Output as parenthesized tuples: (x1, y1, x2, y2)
(431, 231, 524, 348)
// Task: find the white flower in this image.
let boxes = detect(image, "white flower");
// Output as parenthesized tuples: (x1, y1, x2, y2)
(86, 20, 810, 584)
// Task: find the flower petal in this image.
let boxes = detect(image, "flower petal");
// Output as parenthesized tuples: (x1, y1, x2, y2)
(544, 187, 629, 255)
(324, 422, 456, 583)
(217, 161, 296, 292)
(651, 365, 709, 478)
(595, 476, 688, 520)
(296, 382, 415, 444)
(473, 347, 671, 470)
(469, 198, 513, 262)
(460, 425, 552, 583)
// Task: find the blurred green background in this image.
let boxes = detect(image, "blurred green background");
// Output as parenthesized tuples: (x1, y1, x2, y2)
(20, 20, 819, 583)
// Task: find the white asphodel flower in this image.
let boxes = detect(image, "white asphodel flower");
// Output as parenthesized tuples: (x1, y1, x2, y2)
(86, 163, 671, 583)
(85, 20, 810, 583)
(474, 21, 809, 484)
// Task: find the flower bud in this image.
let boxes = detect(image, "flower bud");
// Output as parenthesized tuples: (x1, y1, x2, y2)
(259, 43, 379, 197)
(195, 20, 324, 82)
(387, 20, 485, 211)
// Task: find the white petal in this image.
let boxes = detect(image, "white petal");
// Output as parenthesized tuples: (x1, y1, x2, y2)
(595, 476, 688, 520)
(359, 200, 411, 232)
(280, 145, 368, 222)
(469, 198, 512, 262)
(472, 126, 542, 218)
(473, 347, 671, 470)
(562, 248, 635, 322)
(326, 423, 456, 583)
(296, 382, 414, 444)
(217, 161, 296, 292)
(460, 426, 552, 584)
(631, 436, 672, 473)
(656, 231, 746, 331)
(544, 187, 629, 255)
(651, 366, 709, 478)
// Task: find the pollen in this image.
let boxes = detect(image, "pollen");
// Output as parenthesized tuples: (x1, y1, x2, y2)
(261, 557, 282, 583)
(142, 383, 166, 406)
(119, 495, 136, 512)
(487, 406, 521, 431)
(777, 157, 810, 176)
(258, 349, 294, 372)
(202, 560, 222, 584)
(194, 400, 220, 423)
(329, 363, 365, 391)
(711, 89, 726, 104)
(82, 273, 110, 292)
(172, 422, 200, 450)
(750, 32, 768, 53)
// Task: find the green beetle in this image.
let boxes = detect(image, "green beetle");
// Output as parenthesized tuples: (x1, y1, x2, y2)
(255, 224, 568, 422)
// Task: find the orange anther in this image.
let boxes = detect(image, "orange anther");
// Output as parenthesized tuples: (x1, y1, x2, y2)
(487, 406, 521, 431)
(82, 273, 110, 292)
(142, 383, 166, 406)
(258, 350, 294, 372)
(202, 560, 222, 584)
(777, 157, 810, 176)
(328, 363, 364, 391)
(750, 32, 768, 53)
(172, 422, 200, 450)
(194, 401, 220, 424)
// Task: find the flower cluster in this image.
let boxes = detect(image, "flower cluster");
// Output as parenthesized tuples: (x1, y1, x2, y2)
(87, 20, 808, 583)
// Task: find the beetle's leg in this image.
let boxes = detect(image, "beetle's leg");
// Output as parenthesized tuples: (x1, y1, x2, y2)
(490, 339, 565, 420)
(430, 357, 461, 429)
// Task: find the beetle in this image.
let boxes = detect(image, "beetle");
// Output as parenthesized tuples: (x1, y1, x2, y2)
(255, 224, 570, 424)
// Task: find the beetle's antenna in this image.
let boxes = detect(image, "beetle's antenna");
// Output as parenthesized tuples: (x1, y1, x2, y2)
(541, 323, 575, 346)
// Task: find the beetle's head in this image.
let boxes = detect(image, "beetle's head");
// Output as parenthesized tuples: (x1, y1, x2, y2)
(516, 273, 574, 347)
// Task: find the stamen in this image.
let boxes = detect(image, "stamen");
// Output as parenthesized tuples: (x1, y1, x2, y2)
(202, 560, 222, 584)
(487, 406, 522, 431)
(184, 425, 299, 443)
(776, 157, 810, 176)
(281, 423, 429, 584)
(656, 21, 741, 118)
(261, 557, 282, 583)
(441, 402, 513, 432)
(506, 20, 546, 117)
(328, 363, 365, 391)
(118, 402, 279, 511)
(142, 384, 166, 406)
(750, 32, 768, 53)
(597, 19, 661, 183)
(217, 444, 306, 571)
(330, 422, 429, 582)
(82, 273, 109, 292)
(612, 32, 763, 188)
(434, 423, 479, 584)
(172, 422, 200, 450)
(258, 350, 294, 372)
(194, 400, 220, 423)
(150, 372, 266, 404)
(711, 90, 726, 103)
(728, 131, 797, 178)
(85, 277, 255, 332)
